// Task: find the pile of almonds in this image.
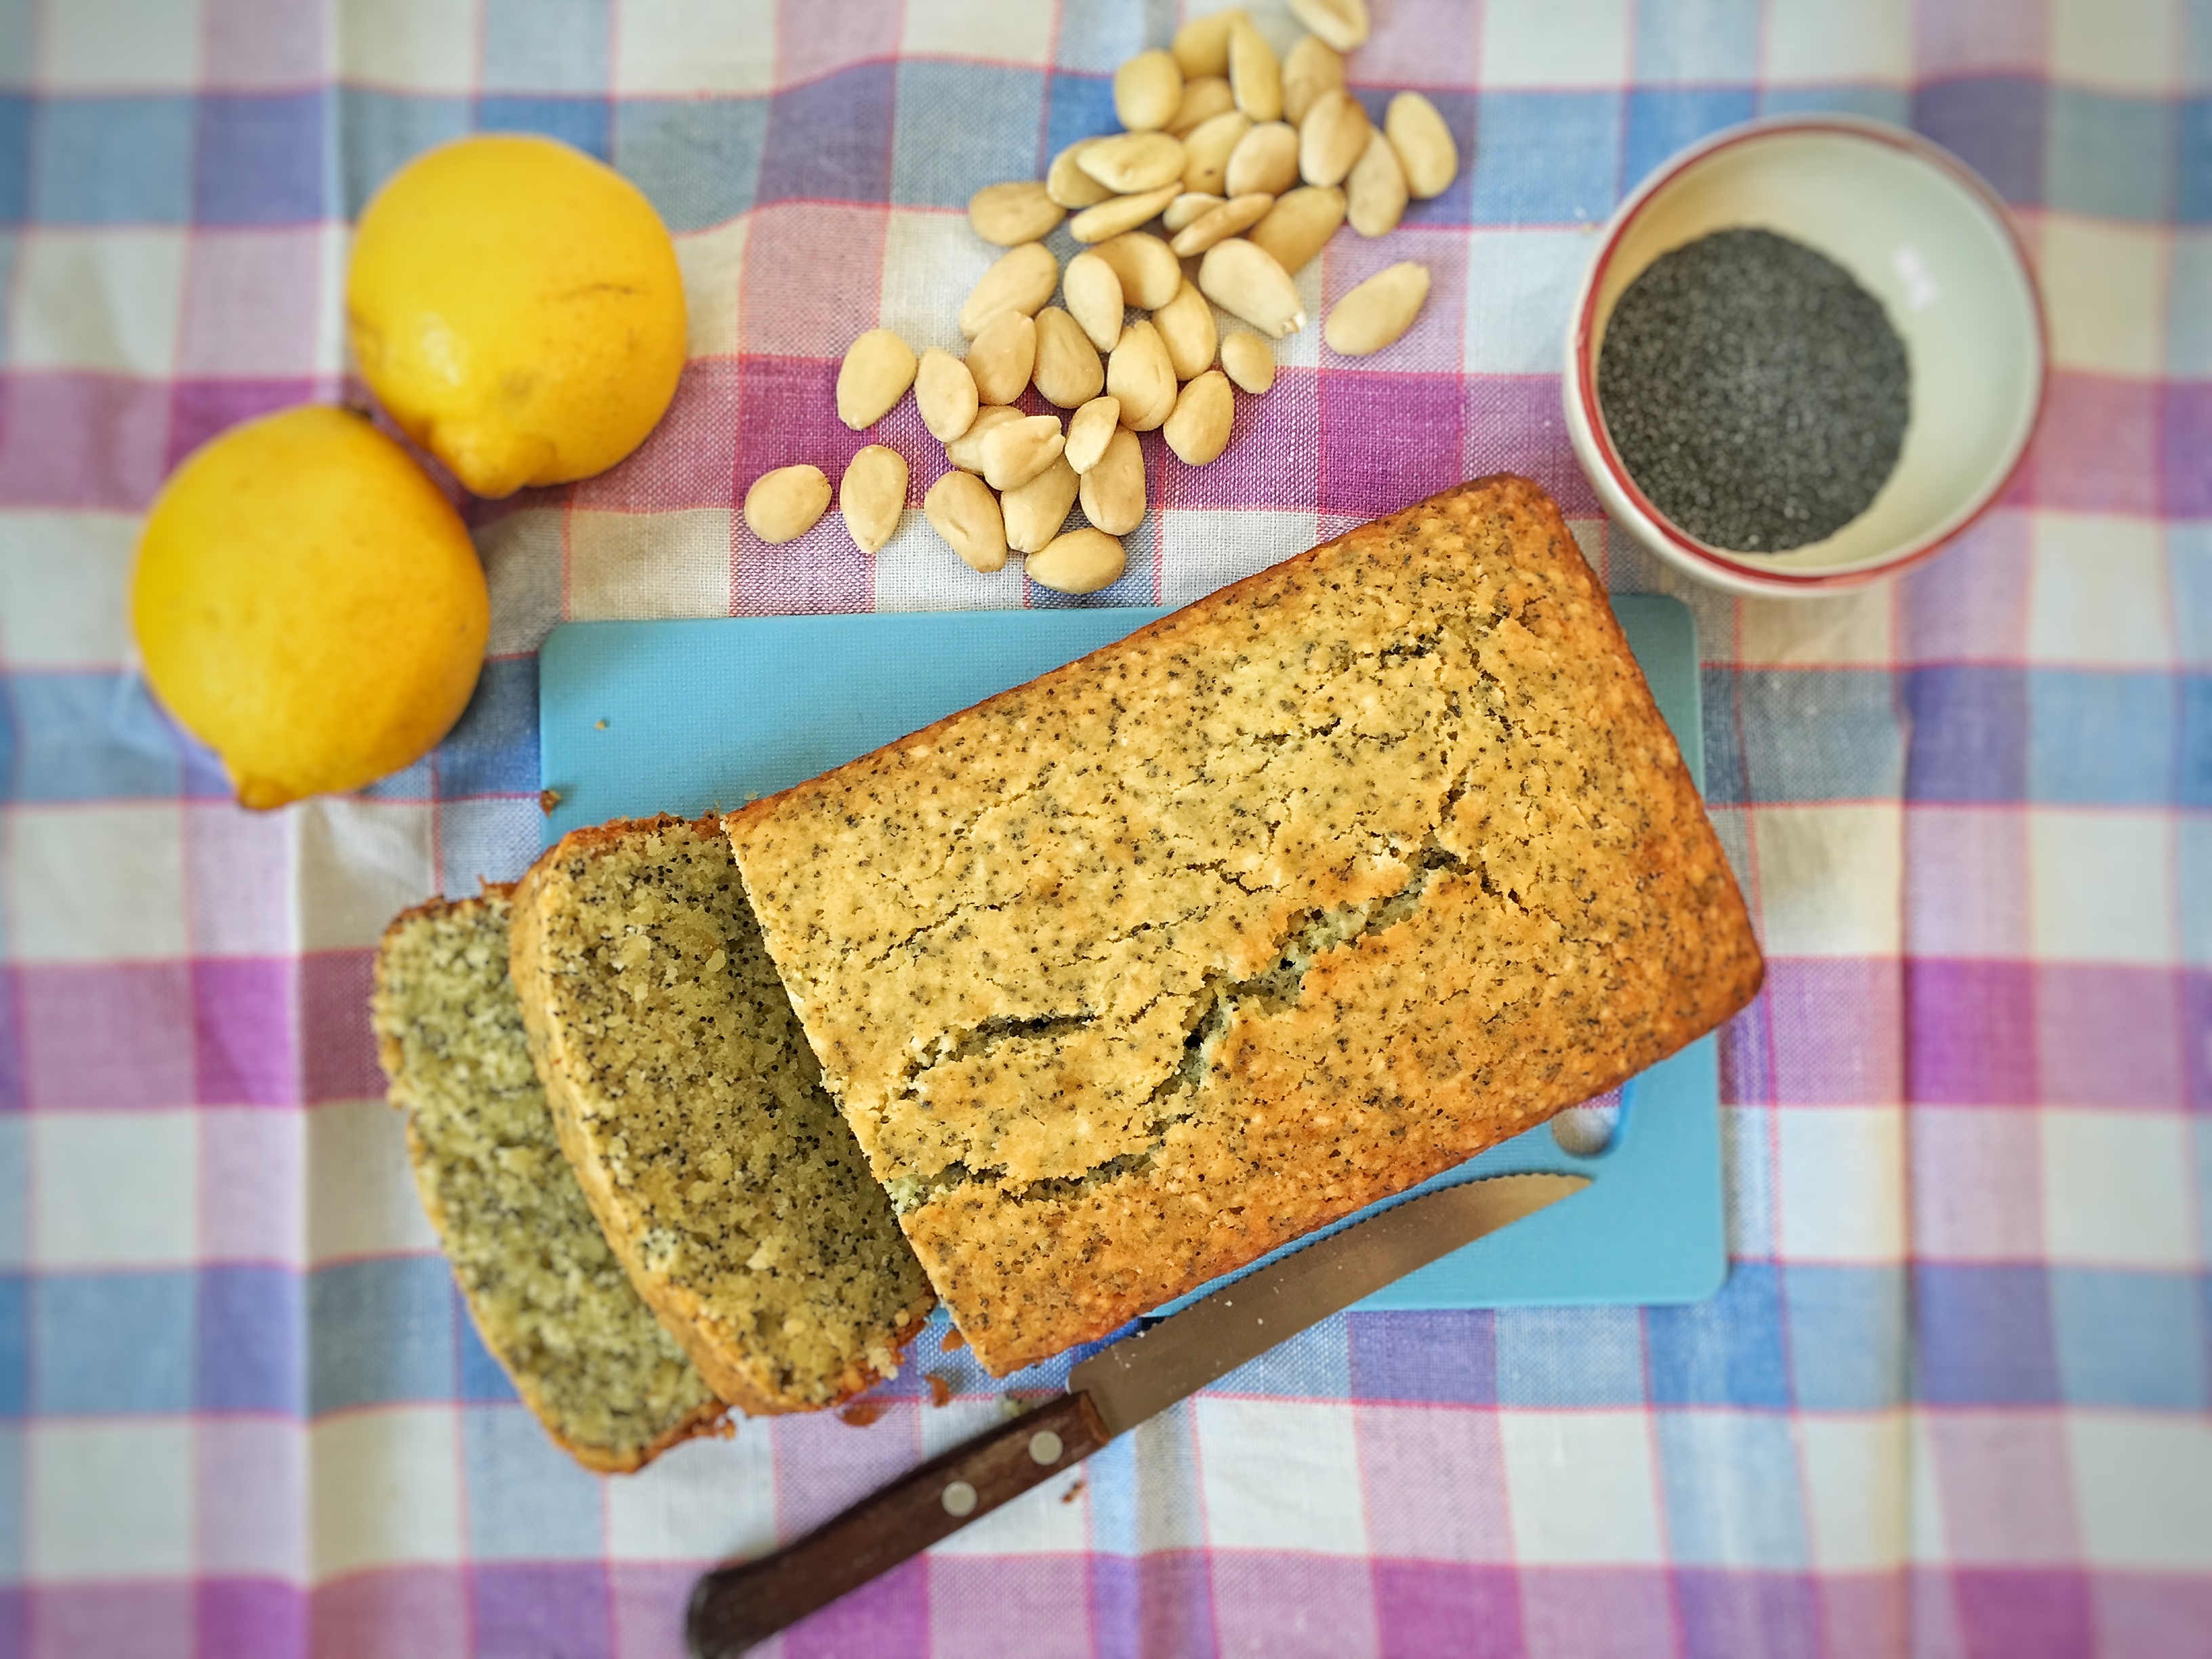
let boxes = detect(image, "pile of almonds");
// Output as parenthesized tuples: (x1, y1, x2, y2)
(742, 0, 1461, 594)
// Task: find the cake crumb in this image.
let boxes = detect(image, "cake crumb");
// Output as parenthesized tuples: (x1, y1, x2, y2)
(1060, 1475, 1086, 1504)
(927, 1373, 953, 1408)
(838, 1401, 888, 1428)
(539, 788, 561, 815)
(941, 1328, 966, 1353)
(371, 894, 724, 1472)
(511, 815, 935, 1414)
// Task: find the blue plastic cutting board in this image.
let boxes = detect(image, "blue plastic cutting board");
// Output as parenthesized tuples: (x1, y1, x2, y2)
(538, 594, 1724, 1311)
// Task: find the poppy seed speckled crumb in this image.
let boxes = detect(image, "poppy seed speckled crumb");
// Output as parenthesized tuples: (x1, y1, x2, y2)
(372, 893, 726, 1471)
(509, 816, 936, 1415)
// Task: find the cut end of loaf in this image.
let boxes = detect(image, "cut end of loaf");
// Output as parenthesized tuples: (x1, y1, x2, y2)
(371, 893, 728, 1472)
(509, 815, 937, 1414)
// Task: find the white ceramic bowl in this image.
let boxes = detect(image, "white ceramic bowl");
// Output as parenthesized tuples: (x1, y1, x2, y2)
(1563, 116, 2045, 598)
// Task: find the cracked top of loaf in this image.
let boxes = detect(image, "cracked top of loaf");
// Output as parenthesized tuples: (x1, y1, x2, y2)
(724, 476, 1763, 1376)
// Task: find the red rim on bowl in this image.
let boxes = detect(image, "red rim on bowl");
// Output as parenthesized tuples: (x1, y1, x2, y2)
(1569, 115, 2049, 591)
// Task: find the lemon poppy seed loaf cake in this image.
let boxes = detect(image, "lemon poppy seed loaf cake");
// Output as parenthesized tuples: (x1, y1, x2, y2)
(723, 476, 1763, 1376)
(372, 893, 726, 1472)
(508, 815, 936, 1414)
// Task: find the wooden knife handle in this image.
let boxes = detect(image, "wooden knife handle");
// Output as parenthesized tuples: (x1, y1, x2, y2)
(686, 1391, 1112, 1657)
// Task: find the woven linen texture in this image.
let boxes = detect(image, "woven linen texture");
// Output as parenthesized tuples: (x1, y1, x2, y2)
(1, 1, 2207, 1654)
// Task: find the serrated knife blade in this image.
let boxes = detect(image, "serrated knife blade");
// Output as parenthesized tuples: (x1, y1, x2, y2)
(689, 1170, 1591, 1657)
(1068, 1170, 1591, 1435)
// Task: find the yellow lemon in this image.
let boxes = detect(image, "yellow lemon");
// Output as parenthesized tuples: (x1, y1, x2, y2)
(348, 134, 688, 499)
(132, 405, 490, 811)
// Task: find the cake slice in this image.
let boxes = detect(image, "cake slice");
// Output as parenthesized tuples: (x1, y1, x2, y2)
(372, 892, 726, 1472)
(508, 815, 936, 1414)
(724, 475, 1765, 1375)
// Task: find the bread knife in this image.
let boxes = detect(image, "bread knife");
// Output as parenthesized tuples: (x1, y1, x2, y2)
(687, 1170, 1589, 1657)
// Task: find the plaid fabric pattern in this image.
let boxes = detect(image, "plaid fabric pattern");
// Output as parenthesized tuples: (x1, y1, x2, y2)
(3, 1, 2209, 1654)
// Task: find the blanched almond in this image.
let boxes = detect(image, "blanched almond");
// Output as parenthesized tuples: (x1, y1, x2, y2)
(1078, 131, 1186, 194)
(1324, 261, 1431, 356)
(1180, 109, 1251, 196)
(960, 242, 1059, 336)
(744, 465, 831, 544)
(915, 348, 980, 442)
(1027, 527, 1127, 594)
(1170, 190, 1274, 257)
(1386, 92, 1458, 199)
(1288, 0, 1370, 52)
(1063, 251, 1126, 354)
(1078, 426, 1145, 534)
(1065, 396, 1122, 474)
(1152, 279, 1220, 380)
(1247, 184, 1344, 274)
(966, 309, 1036, 407)
(944, 405, 1023, 474)
(1002, 456, 1081, 554)
(1226, 121, 1299, 198)
(1089, 231, 1181, 309)
(980, 412, 1065, 491)
(1299, 87, 1370, 188)
(1046, 140, 1115, 209)
(835, 329, 917, 430)
(1172, 8, 1244, 79)
(1164, 191, 1226, 232)
(1228, 20, 1281, 122)
(840, 444, 907, 554)
(1164, 369, 1235, 466)
(1114, 49, 1183, 132)
(968, 180, 1065, 246)
(1168, 76, 1235, 138)
(1067, 184, 1181, 243)
(1106, 320, 1178, 432)
(1219, 331, 1275, 394)
(1345, 127, 1408, 237)
(1282, 35, 1343, 126)
(1031, 306, 1105, 408)
(924, 470, 1007, 573)
(1197, 237, 1306, 338)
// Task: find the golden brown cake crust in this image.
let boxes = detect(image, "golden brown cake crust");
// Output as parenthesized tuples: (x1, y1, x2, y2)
(725, 476, 1763, 1376)
(510, 815, 935, 1416)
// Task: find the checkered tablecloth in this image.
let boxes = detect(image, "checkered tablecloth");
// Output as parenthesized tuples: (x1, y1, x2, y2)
(3, 1, 2208, 1655)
